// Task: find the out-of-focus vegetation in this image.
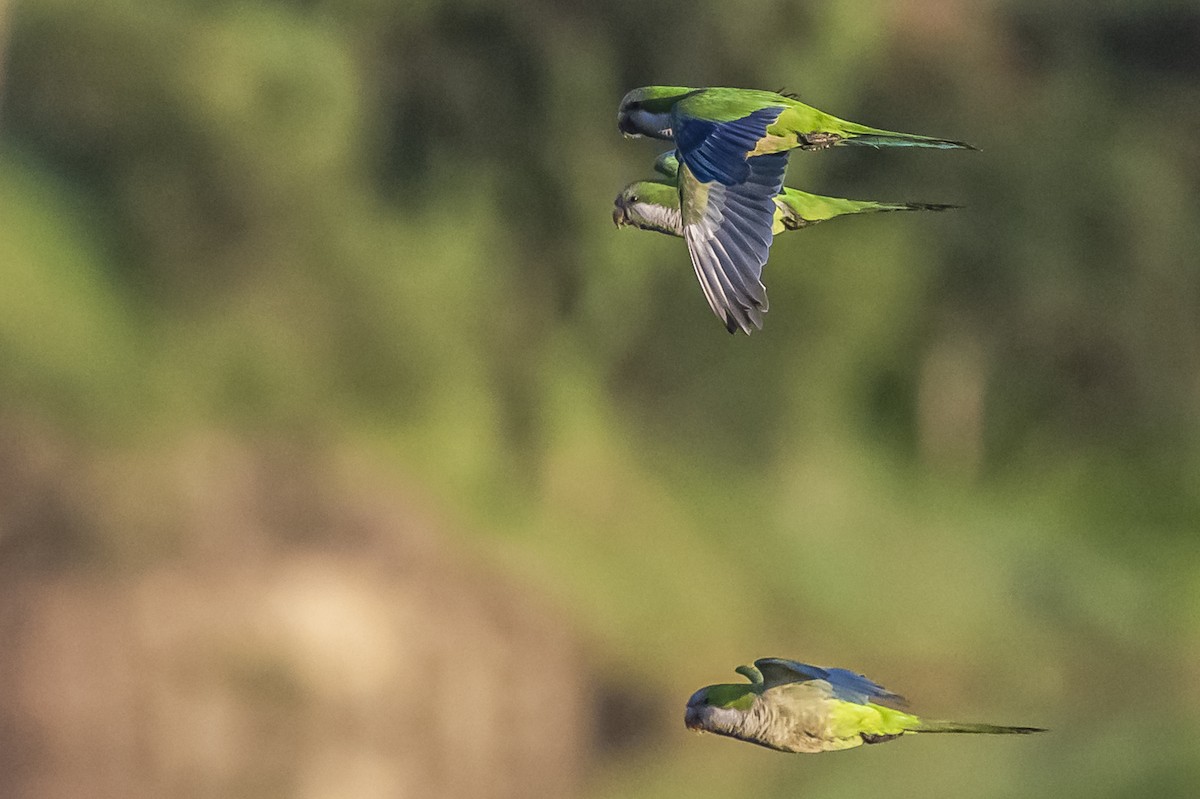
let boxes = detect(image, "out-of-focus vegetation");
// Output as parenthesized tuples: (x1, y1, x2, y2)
(2, 0, 1200, 796)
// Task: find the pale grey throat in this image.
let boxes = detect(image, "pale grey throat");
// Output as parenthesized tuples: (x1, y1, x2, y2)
(624, 107, 674, 139)
(630, 201, 681, 235)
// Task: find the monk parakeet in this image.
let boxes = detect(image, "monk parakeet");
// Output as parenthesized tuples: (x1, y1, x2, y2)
(615, 86, 972, 334)
(616, 86, 974, 152)
(685, 658, 1045, 753)
(614, 151, 955, 237)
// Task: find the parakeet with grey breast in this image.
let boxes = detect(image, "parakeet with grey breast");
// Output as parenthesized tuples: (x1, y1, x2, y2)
(685, 658, 1044, 754)
(616, 86, 972, 333)
(614, 150, 956, 237)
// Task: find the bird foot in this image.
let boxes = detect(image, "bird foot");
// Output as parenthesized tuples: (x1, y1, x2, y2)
(860, 733, 903, 745)
(798, 132, 841, 150)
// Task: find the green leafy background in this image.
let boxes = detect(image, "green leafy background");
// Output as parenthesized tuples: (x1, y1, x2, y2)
(2, 1, 1199, 796)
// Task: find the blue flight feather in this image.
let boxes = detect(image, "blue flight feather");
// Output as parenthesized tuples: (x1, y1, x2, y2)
(674, 106, 785, 186)
(680, 149, 789, 332)
(753, 658, 908, 706)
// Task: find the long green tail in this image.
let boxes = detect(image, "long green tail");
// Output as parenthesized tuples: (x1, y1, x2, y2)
(837, 120, 976, 150)
(811, 200, 960, 219)
(898, 202, 960, 212)
(778, 99, 976, 150)
(842, 133, 975, 150)
(775, 190, 959, 231)
(913, 719, 1046, 735)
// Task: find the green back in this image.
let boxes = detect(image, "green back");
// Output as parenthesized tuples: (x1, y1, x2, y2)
(653, 151, 680, 179)
(777, 189, 891, 223)
(676, 87, 794, 123)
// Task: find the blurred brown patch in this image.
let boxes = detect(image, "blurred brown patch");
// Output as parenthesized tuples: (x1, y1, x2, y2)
(0, 426, 589, 798)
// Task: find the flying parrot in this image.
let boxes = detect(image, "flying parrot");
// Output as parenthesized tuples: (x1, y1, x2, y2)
(613, 150, 955, 237)
(685, 658, 1045, 753)
(616, 86, 972, 333)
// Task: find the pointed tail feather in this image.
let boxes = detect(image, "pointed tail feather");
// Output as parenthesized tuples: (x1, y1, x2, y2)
(841, 132, 976, 150)
(904, 201, 960, 211)
(868, 201, 961, 214)
(913, 719, 1047, 735)
(774, 193, 960, 231)
(830, 119, 976, 150)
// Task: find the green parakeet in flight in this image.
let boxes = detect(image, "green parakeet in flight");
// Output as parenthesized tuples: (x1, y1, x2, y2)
(614, 150, 955, 237)
(615, 86, 972, 333)
(685, 658, 1044, 753)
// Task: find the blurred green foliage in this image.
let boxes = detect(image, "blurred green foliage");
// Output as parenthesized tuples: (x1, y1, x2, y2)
(3, 0, 1200, 796)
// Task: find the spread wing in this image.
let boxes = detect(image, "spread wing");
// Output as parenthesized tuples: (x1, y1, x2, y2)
(673, 106, 789, 334)
(674, 106, 786, 186)
(754, 658, 908, 708)
(677, 152, 788, 333)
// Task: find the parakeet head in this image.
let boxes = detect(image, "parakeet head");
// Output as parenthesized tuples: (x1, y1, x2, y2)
(617, 86, 693, 139)
(613, 181, 681, 235)
(685, 682, 757, 735)
(612, 186, 635, 227)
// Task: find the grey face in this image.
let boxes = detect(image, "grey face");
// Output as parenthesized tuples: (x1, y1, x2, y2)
(684, 687, 710, 729)
(617, 104, 674, 139)
(617, 106, 642, 137)
(684, 689, 748, 737)
(611, 189, 682, 236)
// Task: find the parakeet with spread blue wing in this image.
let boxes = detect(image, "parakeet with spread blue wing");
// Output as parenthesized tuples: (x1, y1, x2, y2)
(615, 86, 973, 333)
(617, 86, 974, 152)
(685, 658, 1044, 753)
(614, 151, 955, 237)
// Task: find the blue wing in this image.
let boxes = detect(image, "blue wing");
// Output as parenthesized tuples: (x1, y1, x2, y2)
(754, 658, 908, 707)
(674, 106, 786, 186)
(678, 151, 789, 333)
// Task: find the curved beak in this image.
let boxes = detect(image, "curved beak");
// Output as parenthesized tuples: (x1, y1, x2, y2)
(612, 202, 627, 228)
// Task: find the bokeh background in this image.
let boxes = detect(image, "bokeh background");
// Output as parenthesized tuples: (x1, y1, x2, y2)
(2, 0, 1199, 797)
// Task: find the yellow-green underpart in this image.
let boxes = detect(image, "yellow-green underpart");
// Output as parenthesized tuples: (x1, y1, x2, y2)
(828, 701, 922, 739)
